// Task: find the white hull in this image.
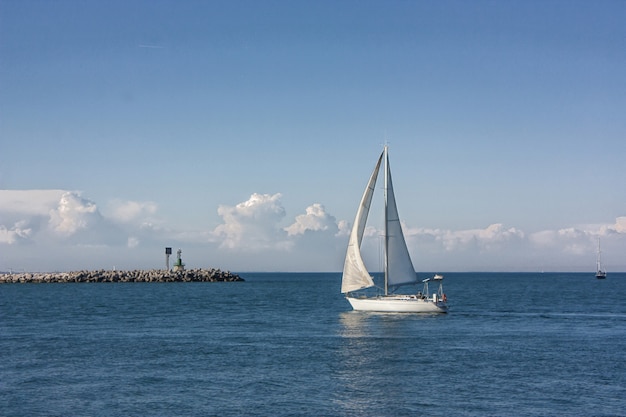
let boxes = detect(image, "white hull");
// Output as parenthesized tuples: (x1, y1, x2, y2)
(347, 295, 447, 313)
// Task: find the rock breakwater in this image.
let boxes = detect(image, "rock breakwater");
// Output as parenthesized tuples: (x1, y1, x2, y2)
(0, 268, 244, 284)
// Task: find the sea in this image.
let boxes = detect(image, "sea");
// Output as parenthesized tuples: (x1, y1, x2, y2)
(1, 272, 625, 417)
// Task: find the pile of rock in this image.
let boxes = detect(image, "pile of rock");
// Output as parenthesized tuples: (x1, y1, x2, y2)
(0, 268, 244, 284)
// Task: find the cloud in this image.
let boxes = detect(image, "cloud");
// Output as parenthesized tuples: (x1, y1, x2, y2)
(336, 220, 351, 236)
(529, 225, 609, 255)
(0, 190, 144, 246)
(0, 221, 33, 244)
(0, 189, 65, 216)
(528, 230, 557, 247)
(212, 193, 291, 250)
(609, 216, 626, 233)
(209, 197, 346, 270)
(2, 189, 626, 272)
(390, 223, 525, 253)
(0, 189, 174, 270)
(49, 192, 100, 235)
(284, 203, 338, 236)
(399, 221, 624, 271)
(440, 223, 525, 252)
(522, 217, 626, 260)
(107, 199, 159, 224)
(0, 190, 103, 238)
(0, 190, 71, 243)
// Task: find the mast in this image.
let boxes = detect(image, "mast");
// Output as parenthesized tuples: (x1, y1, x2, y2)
(384, 145, 389, 295)
(597, 238, 602, 271)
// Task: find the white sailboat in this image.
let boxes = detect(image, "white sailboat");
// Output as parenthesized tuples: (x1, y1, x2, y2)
(596, 238, 607, 279)
(341, 145, 448, 313)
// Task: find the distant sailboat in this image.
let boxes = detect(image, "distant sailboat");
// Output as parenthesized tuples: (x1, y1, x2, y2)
(341, 145, 448, 313)
(596, 238, 606, 279)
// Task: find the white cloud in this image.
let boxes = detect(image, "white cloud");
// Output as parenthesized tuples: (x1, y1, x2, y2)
(0, 189, 65, 216)
(526, 218, 626, 260)
(0, 189, 172, 270)
(0, 190, 65, 241)
(610, 216, 626, 233)
(440, 223, 525, 252)
(528, 223, 616, 255)
(107, 200, 158, 223)
(48, 192, 100, 235)
(2, 189, 626, 272)
(336, 219, 351, 236)
(556, 228, 590, 255)
(0, 221, 33, 244)
(528, 230, 557, 247)
(285, 203, 337, 236)
(212, 193, 291, 250)
(0, 190, 138, 246)
(402, 223, 524, 252)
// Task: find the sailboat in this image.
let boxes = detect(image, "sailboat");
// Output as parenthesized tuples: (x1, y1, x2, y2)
(341, 145, 448, 313)
(596, 238, 607, 279)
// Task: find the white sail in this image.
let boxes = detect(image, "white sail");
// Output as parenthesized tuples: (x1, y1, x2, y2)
(341, 145, 448, 313)
(341, 152, 383, 293)
(596, 238, 606, 278)
(384, 154, 418, 288)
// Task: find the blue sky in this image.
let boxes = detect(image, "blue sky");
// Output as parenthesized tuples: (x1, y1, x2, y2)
(1, 0, 625, 272)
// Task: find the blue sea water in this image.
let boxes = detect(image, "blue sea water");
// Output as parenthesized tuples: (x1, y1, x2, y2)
(1, 272, 625, 417)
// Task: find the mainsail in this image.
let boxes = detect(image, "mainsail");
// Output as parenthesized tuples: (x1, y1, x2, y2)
(341, 152, 383, 293)
(384, 151, 418, 289)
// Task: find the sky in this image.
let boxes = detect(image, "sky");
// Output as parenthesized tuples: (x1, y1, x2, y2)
(1, 0, 625, 273)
